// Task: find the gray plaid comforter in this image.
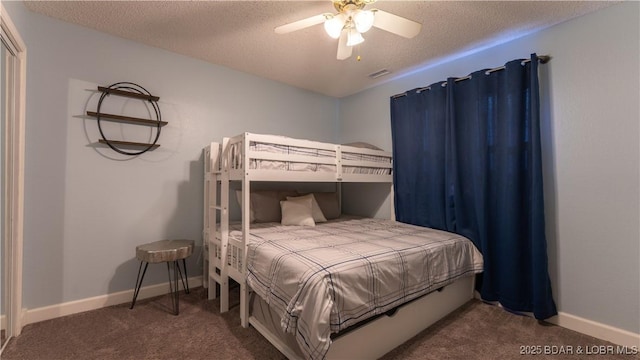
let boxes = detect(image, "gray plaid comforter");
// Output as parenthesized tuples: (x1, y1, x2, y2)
(244, 218, 484, 359)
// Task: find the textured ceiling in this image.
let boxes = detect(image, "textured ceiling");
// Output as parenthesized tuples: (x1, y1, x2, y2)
(24, 1, 616, 98)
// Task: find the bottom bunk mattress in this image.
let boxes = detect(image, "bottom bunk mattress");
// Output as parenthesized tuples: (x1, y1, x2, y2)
(249, 275, 476, 360)
(241, 218, 484, 360)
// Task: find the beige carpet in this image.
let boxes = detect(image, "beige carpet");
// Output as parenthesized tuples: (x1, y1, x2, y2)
(3, 287, 637, 360)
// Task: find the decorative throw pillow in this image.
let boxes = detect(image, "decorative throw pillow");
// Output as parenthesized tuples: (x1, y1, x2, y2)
(235, 190, 256, 223)
(236, 190, 299, 223)
(286, 194, 327, 223)
(249, 190, 279, 223)
(280, 197, 315, 226)
(311, 192, 341, 220)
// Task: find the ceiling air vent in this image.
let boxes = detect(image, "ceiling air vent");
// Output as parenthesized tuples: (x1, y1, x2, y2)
(368, 69, 391, 79)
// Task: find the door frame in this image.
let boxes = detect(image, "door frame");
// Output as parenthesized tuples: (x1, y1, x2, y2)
(0, 3, 26, 342)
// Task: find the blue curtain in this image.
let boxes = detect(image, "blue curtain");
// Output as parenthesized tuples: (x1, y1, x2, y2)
(390, 54, 557, 320)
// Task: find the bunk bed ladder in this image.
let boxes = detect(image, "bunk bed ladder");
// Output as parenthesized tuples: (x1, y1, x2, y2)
(239, 136, 251, 328)
(203, 144, 217, 299)
(204, 143, 231, 314)
(202, 147, 211, 294)
(218, 139, 231, 313)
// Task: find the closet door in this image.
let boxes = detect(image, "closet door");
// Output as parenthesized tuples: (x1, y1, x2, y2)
(0, 33, 6, 350)
(0, 5, 26, 350)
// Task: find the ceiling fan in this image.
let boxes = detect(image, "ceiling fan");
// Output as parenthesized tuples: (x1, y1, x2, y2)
(275, 0, 422, 60)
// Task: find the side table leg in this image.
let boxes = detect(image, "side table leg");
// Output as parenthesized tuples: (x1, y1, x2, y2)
(177, 258, 190, 294)
(130, 261, 149, 309)
(174, 260, 180, 315)
(167, 262, 180, 315)
(176, 259, 189, 294)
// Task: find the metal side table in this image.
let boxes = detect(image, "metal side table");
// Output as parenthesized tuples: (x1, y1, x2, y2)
(130, 239, 194, 315)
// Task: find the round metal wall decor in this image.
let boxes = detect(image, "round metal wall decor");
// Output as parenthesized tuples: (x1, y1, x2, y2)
(92, 82, 164, 156)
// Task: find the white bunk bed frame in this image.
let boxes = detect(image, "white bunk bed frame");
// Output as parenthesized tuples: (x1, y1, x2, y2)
(203, 132, 475, 359)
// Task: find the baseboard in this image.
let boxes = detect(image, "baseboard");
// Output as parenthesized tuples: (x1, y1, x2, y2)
(23, 276, 202, 326)
(476, 296, 639, 348)
(19, 277, 639, 349)
(548, 312, 640, 348)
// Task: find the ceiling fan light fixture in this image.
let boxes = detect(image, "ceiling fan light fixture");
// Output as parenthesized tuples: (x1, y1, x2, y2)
(275, 0, 422, 60)
(346, 28, 364, 46)
(324, 14, 345, 39)
(354, 10, 374, 33)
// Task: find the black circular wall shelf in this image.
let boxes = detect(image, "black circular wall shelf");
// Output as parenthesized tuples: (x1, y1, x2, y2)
(86, 82, 167, 155)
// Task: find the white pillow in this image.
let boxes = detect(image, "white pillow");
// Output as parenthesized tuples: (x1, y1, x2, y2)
(280, 197, 315, 226)
(286, 194, 327, 223)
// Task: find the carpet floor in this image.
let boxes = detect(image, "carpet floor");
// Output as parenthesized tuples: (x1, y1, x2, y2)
(2, 286, 637, 360)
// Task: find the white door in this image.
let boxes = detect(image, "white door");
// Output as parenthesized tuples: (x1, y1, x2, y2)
(0, 34, 5, 350)
(0, 5, 26, 351)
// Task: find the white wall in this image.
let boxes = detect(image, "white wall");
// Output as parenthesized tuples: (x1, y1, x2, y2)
(339, 2, 639, 336)
(4, 2, 338, 310)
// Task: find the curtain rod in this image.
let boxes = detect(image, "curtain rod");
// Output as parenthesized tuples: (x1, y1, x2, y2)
(391, 55, 551, 99)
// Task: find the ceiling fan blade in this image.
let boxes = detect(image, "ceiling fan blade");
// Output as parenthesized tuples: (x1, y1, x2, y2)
(275, 14, 328, 34)
(371, 9, 421, 38)
(337, 30, 352, 60)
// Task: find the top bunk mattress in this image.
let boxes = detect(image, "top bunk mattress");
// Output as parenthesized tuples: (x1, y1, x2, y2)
(249, 141, 391, 174)
(227, 134, 392, 175)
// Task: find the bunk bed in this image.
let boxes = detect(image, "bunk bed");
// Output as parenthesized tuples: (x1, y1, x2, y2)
(202, 132, 483, 360)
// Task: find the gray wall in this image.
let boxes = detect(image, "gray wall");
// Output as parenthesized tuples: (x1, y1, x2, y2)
(4, 2, 338, 310)
(338, 2, 640, 334)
